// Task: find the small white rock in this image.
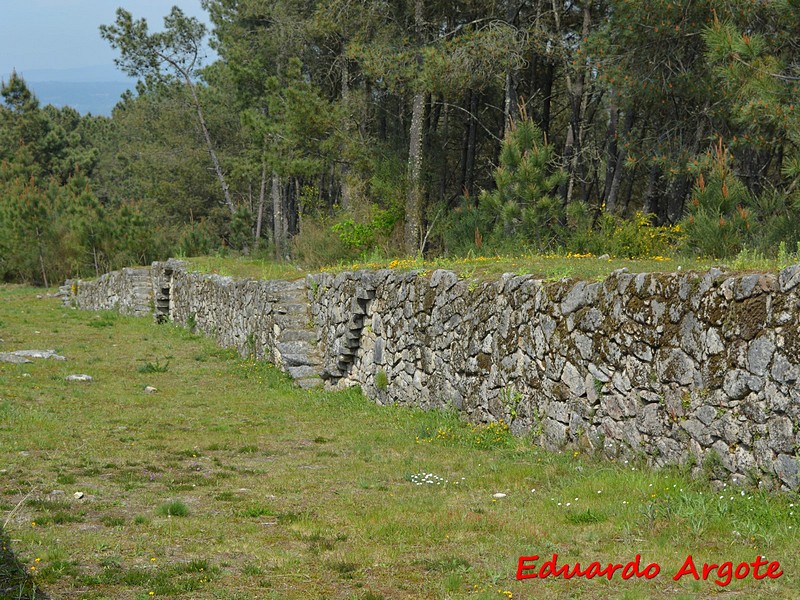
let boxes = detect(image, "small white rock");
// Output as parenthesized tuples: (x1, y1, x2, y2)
(74, 491, 84, 499)
(493, 493, 507, 499)
(66, 374, 93, 382)
(144, 386, 158, 394)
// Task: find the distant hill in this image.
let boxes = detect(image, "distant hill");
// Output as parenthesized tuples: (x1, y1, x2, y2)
(3, 66, 136, 116)
(28, 81, 132, 116)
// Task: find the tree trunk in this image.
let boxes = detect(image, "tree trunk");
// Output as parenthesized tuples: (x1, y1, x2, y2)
(541, 62, 554, 138)
(272, 172, 287, 259)
(643, 163, 662, 219)
(404, 0, 426, 255)
(604, 107, 634, 214)
(36, 228, 48, 288)
(406, 91, 425, 254)
(459, 91, 478, 200)
(255, 161, 267, 247)
(563, 1, 592, 206)
(503, 0, 520, 133)
(666, 175, 689, 224)
(340, 50, 353, 210)
(183, 72, 235, 214)
(439, 101, 450, 202)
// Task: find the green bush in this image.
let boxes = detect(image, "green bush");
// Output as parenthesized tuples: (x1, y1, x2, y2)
(572, 211, 685, 258)
(291, 217, 357, 267)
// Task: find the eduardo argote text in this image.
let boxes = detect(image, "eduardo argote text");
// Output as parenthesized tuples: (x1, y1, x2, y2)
(517, 553, 783, 587)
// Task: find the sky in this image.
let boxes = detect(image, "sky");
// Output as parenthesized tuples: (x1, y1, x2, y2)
(0, 0, 213, 81)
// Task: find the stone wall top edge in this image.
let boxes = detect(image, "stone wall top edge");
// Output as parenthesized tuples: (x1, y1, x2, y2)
(68, 258, 800, 297)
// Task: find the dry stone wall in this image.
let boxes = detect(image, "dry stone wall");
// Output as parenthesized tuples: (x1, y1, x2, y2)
(64, 261, 800, 490)
(64, 267, 153, 317)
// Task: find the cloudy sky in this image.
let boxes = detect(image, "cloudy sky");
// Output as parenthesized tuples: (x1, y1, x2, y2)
(0, 0, 212, 80)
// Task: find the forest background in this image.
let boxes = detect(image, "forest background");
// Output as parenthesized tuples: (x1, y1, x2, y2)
(2, 0, 800, 286)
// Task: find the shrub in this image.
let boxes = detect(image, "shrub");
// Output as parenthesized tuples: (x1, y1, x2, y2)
(291, 217, 356, 267)
(573, 211, 685, 258)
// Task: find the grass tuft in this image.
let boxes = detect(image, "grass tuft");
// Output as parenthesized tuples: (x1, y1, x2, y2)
(155, 500, 189, 518)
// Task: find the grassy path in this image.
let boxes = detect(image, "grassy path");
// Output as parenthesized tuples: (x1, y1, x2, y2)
(0, 286, 798, 599)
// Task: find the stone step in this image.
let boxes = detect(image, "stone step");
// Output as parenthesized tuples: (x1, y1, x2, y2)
(275, 340, 322, 368)
(274, 314, 310, 329)
(295, 377, 323, 389)
(286, 365, 320, 379)
(279, 329, 317, 343)
(274, 303, 308, 315)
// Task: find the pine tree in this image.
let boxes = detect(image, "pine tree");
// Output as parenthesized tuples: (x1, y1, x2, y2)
(477, 114, 566, 250)
(683, 140, 752, 258)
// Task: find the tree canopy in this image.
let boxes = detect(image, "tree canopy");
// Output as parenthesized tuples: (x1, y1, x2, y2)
(2, 0, 800, 284)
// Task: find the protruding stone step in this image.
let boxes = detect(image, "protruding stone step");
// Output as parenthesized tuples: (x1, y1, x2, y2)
(279, 329, 317, 343)
(286, 365, 319, 379)
(275, 341, 321, 367)
(274, 314, 310, 329)
(275, 303, 308, 315)
(295, 377, 323, 389)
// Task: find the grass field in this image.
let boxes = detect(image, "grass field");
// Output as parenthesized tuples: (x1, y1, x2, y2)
(184, 249, 797, 285)
(1, 285, 799, 599)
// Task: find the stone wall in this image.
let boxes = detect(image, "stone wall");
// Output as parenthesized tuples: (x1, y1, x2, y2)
(64, 261, 800, 490)
(63, 267, 153, 318)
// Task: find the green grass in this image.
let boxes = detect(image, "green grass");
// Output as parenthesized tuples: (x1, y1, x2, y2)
(187, 249, 795, 285)
(155, 500, 190, 518)
(1, 285, 799, 598)
(185, 255, 308, 281)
